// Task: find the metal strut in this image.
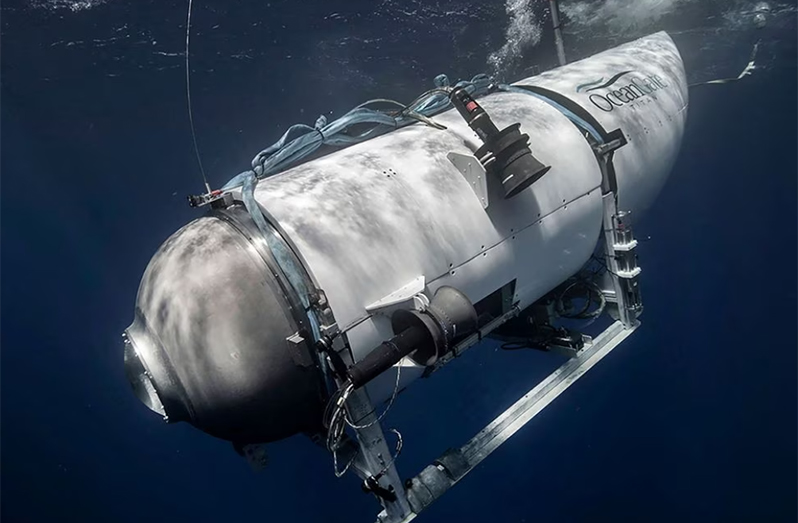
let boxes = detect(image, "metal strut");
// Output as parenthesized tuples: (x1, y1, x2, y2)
(344, 388, 413, 520)
(378, 320, 637, 523)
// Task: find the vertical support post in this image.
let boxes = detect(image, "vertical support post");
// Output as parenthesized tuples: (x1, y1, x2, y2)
(600, 194, 642, 329)
(602, 194, 631, 328)
(345, 387, 412, 522)
(549, 0, 567, 66)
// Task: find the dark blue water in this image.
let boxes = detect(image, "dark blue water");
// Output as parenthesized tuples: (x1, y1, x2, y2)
(2, 1, 796, 522)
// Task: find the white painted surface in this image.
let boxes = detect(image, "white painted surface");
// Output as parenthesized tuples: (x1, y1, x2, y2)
(523, 31, 688, 214)
(254, 33, 686, 401)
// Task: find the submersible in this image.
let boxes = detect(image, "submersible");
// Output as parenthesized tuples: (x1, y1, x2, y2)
(123, 31, 688, 522)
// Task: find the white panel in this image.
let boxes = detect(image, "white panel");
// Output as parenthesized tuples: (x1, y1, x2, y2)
(429, 187, 604, 311)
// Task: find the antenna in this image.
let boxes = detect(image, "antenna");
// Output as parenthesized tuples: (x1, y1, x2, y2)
(185, 0, 212, 194)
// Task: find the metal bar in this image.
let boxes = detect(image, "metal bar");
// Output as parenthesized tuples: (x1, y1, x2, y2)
(383, 320, 637, 523)
(346, 388, 413, 520)
(549, 0, 567, 66)
(462, 320, 635, 462)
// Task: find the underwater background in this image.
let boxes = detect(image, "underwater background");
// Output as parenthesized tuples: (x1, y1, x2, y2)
(2, 1, 796, 521)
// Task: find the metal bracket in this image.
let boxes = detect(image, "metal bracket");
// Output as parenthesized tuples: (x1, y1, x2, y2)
(547, 333, 590, 358)
(365, 276, 429, 316)
(593, 128, 627, 157)
(615, 267, 642, 279)
(591, 129, 627, 196)
(594, 137, 626, 157)
(188, 190, 234, 209)
(320, 322, 341, 342)
(613, 238, 638, 252)
(447, 152, 489, 209)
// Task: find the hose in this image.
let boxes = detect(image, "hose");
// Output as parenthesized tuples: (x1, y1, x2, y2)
(221, 74, 495, 192)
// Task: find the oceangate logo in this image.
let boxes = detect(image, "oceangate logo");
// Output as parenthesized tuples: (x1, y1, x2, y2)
(576, 71, 668, 112)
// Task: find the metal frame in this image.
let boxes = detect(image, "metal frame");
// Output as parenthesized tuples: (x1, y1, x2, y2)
(358, 316, 640, 522)
(341, 304, 640, 523)
(394, 319, 637, 523)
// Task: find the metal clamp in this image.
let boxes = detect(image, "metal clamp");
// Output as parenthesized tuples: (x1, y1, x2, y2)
(365, 277, 429, 316)
(447, 152, 489, 209)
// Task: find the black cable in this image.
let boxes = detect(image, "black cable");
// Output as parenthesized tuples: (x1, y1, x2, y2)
(592, 254, 620, 278)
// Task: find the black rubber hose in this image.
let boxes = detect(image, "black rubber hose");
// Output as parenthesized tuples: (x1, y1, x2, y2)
(347, 326, 433, 389)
